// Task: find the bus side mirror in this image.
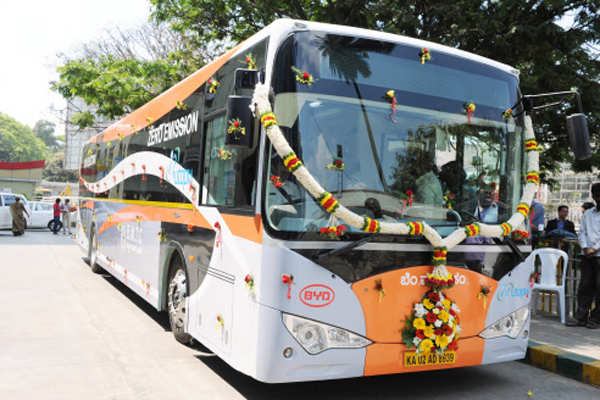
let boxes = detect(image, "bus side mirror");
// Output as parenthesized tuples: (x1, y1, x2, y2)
(225, 95, 254, 148)
(566, 113, 591, 160)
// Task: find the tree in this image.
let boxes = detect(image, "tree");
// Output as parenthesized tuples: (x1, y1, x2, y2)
(0, 113, 49, 162)
(42, 152, 78, 183)
(150, 0, 600, 175)
(33, 120, 62, 151)
(52, 22, 207, 130)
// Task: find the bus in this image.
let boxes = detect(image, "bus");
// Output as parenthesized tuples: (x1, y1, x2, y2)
(76, 19, 589, 383)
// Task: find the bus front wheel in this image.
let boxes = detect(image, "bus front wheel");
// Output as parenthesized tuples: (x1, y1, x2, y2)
(167, 258, 193, 345)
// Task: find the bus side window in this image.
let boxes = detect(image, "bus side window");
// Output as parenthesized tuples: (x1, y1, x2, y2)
(203, 115, 257, 207)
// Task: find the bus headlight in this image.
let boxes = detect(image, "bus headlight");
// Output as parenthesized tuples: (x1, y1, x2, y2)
(282, 313, 371, 355)
(479, 306, 529, 339)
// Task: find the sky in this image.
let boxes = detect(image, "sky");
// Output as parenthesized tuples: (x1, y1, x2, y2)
(0, 0, 150, 132)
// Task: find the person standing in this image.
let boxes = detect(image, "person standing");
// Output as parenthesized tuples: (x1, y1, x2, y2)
(568, 183, 600, 329)
(544, 205, 576, 238)
(9, 196, 29, 236)
(61, 199, 72, 235)
(52, 198, 62, 235)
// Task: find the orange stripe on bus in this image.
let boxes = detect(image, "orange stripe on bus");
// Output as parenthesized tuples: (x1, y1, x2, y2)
(221, 213, 263, 244)
(97, 205, 211, 235)
(90, 41, 245, 144)
(95, 204, 263, 244)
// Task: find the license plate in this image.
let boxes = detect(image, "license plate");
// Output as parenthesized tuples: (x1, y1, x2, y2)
(404, 351, 456, 367)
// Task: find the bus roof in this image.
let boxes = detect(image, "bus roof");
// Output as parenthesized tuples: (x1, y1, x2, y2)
(88, 19, 520, 146)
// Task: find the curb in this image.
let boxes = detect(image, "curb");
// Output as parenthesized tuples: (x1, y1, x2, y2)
(523, 341, 600, 387)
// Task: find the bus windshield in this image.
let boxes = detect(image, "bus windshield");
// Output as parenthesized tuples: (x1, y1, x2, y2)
(266, 31, 524, 239)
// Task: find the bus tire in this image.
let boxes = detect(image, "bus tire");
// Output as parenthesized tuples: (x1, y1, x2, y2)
(167, 256, 193, 345)
(88, 228, 103, 273)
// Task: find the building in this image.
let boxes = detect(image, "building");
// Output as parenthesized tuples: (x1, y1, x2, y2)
(540, 167, 597, 227)
(64, 99, 113, 171)
(0, 161, 45, 199)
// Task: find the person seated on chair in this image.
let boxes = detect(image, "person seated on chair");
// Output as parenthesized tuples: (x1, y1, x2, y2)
(545, 205, 576, 238)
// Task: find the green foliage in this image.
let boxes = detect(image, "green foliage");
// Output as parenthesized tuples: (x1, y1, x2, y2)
(33, 120, 61, 150)
(52, 55, 195, 129)
(42, 152, 78, 183)
(0, 113, 49, 162)
(151, 0, 600, 173)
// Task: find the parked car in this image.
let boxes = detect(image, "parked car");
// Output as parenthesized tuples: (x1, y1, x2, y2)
(27, 201, 55, 229)
(0, 192, 31, 230)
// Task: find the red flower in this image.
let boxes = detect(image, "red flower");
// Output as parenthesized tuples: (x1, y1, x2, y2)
(423, 49, 429, 54)
(448, 340, 458, 351)
(335, 159, 342, 166)
(282, 274, 293, 284)
(245, 57, 250, 63)
(320, 227, 328, 234)
(208, 79, 212, 84)
(336, 225, 347, 236)
(449, 309, 456, 316)
(434, 328, 442, 336)
(302, 72, 309, 79)
(443, 324, 453, 336)
(428, 292, 440, 302)
(214, 222, 221, 230)
(234, 120, 240, 127)
(406, 190, 413, 197)
(426, 312, 437, 323)
(416, 330, 425, 339)
(449, 193, 455, 199)
(244, 274, 252, 283)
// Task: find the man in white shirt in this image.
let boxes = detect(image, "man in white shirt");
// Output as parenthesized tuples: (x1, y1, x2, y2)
(568, 183, 600, 329)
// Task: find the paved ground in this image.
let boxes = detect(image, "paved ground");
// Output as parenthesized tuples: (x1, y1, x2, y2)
(1, 230, 599, 399)
(531, 313, 600, 360)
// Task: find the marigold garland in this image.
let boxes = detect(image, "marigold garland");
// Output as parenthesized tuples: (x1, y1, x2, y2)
(526, 172, 540, 185)
(464, 223, 480, 237)
(243, 53, 257, 70)
(244, 274, 255, 292)
(478, 286, 490, 309)
(176, 100, 187, 110)
(500, 222, 513, 236)
(362, 217, 380, 233)
(502, 108, 513, 120)
(525, 139, 539, 152)
(432, 246, 448, 267)
(408, 221, 424, 235)
(283, 152, 302, 172)
(217, 149, 232, 160)
(517, 203, 530, 217)
(260, 111, 277, 129)
(374, 279, 386, 302)
(319, 192, 340, 213)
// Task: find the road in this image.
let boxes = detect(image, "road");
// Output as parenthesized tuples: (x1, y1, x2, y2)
(1, 230, 598, 400)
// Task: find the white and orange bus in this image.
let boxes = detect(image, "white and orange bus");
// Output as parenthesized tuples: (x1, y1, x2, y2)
(76, 19, 589, 383)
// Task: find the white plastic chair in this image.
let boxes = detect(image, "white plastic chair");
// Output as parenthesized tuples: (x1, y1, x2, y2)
(531, 248, 569, 324)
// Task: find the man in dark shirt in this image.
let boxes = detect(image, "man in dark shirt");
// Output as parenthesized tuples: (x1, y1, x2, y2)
(545, 205, 576, 237)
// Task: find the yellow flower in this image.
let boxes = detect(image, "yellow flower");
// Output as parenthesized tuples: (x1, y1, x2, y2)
(438, 310, 450, 323)
(420, 339, 434, 353)
(423, 325, 435, 338)
(442, 299, 451, 309)
(423, 298, 434, 310)
(436, 334, 449, 348)
(413, 318, 426, 330)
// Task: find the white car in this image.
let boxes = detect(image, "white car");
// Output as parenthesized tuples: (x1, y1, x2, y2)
(27, 201, 55, 229)
(0, 193, 32, 230)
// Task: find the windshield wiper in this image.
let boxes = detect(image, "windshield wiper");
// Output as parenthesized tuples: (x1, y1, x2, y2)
(492, 237, 525, 262)
(315, 235, 376, 264)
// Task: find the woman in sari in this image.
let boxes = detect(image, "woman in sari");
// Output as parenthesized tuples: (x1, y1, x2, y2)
(9, 197, 29, 236)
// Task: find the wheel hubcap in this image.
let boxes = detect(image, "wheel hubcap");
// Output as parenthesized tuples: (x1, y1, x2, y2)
(168, 269, 187, 330)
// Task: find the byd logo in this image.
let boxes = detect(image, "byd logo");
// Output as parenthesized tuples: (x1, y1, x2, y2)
(496, 283, 530, 302)
(299, 284, 335, 308)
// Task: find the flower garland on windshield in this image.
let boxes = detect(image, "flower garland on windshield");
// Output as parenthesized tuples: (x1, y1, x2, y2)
(251, 82, 539, 282)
